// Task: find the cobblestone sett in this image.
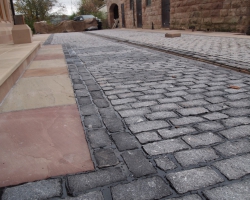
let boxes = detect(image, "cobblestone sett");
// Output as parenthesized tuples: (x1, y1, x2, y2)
(165, 91, 188, 97)
(222, 117, 250, 127)
(166, 167, 223, 193)
(131, 86, 151, 92)
(105, 89, 130, 96)
(117, 92, 143, 98)
(205, 97, 226, 104)
(99, 108, 117, 118)
(226, 93, 249, 100)
(87, 129, 112, 148)
(213, 154, 250, 180)
(130, 101, 158, 108)
(205, 103, 229, 112)
(203, 112, 228, 120)
(144, 89, 167, 94)
(119, 108, 151, 118)
(222, 108, 250, 117)
(214, 140, 250, 157)
(93, 99, 109, 108)
(122, 150, 156, 177)
(73, 84, 85, 90)
(146, 111, 178, 120)
(177, 107, 208, 116)
(203, 179, 250, 200)
(2, 179, 62, 200)
(158, 127, 196, 139)
(111, 98, 137, 106)
(67, 167, 126, 194)
(224, 88, 247, 94)
(129, 120, 170, 134)
(114, 104, 131, 111)
(154, 156, 177, 171)
(137, 94, 165, 101)
(182, 132, 223, 148)
(80, 104, 98, 116)
(168, 194, 202, 200)
(94, 148, 119, 168)
(219, 125, 250, 139)
(103, 118, 125, 133)
(178, 100, 209, 108)
(183, 94, 205, 100)
(158, 97, 184, 103)
(150, 103, 181, 111)
(124, 116, 145, 125)
(111, 176, 171, 200)
(195, 121, 224, 131)
(90, 91, 103, 100)
(112, 132, 140, 151)
(174, 148, 219, 167)
(226, 100, 250, 108)
(84, 115, 102, 129)
(143, 139, 190, 156)
(87, 84, 100, 92)
(77, 96, 92, 106)
(170, 117, 205, 126)
(136, 132, 161, 144)
(62, 191, 104, 200)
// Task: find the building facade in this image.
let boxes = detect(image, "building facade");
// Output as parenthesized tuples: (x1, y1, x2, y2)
(107, 0, 250, 32)
(0, 0, 14, 44)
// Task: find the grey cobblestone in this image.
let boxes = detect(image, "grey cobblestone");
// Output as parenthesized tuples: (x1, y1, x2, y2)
(158, 97, 183, 103)
(112, 132, 140, 151)
(63, 191, 104, 200)
(87, 129, 112, 148)
(84, 115, 102, 129)
(167, 194, 202, 200)
(103, 118, 125, 133)
(2, 179, 61, 200)
(170, 117, 205, 126)
(195, 121, 224, 131)
(166, 167, 223, 193)
(122, 150, 156, 177)
(222, 117, 250, 127)
(219, 125, 250, 139)
(205, 103, 229, 112)
(203, 179, 250, 200)
(154, 156, 177, 171)
(178, 99, 209, 108)
(174, 148, 219, 167)
(137, 94, 165, 101)
(177, 107, 208, 116)
(130, 101, 158, 108)
(111, 176, 171, 200)
(129, 120, 170, 134)
(226, 99, 250, 108)
(93, 99, 109, 108)
(222, 108, 250, 116)
(150, 103, 181, 111)
(143, 139, 189, 155)
(94, 148, 119, 168)
(214, 139, 250, 157)
(68, 167, 126, 194)
(135, 131, 161, 144)
(124, 116, 145, 124)
(158, 127, 196, 139)
(146, 111, 178, 120)
(205, 97, 226, 104)
(118, 108, 151, 118)
(213, 154, 250, 180)
(182, 132, 223, 147)
(203, 112, 228, 120)
(111, 98, 137, 106)
(117, 92, 143, 98)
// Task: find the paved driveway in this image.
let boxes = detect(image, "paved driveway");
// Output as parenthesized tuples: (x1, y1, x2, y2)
(3, 32, 250, 200)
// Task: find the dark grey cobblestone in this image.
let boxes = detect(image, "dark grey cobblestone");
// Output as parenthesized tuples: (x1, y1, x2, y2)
(118, 108, 151, 118)
(111, 176, 171, 200)
(166, 167, 223, 193)
(87, 129, 112, 148)
(213, 154, 250, 180)
(135, 131, 161, 144)
(167, 194, 202, 200)
(2, 179, 61, 200)
(94, 148, 119, 168)
(129, 120, 170, 134)
(154, 156, 177, 171)
(68, 167, 126, 194)
(177, 107, 208, 116)
(122, 150, 156, 177)
(158, 127, 196, 139)
(182, 132, 223, 147)
(112, 132, 140, 151)
(146, 111, 178, 120)
(203, 179, 250, 200)
(62, 191, 104, 200)
(174, 148, 219, 167)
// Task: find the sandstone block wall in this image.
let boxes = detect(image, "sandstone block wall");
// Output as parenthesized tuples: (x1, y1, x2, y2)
(170, 0, 250, 32)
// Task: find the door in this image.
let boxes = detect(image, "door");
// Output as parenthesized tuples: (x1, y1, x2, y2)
(136, 0, 142, 28)
(162, 0, 170, 28)
(121, 3, 126, 27)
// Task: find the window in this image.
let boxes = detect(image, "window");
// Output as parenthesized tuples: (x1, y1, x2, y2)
(130, 0, 133, 10)
(146, 0, 151, 6)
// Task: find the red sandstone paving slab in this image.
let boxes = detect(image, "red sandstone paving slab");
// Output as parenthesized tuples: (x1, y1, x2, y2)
(0, 105, 94, 187)
(23, 67, 68, 78)
(34, 54, 65, 60)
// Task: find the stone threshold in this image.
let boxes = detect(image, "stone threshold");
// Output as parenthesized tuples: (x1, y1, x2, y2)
(0, 41, 41, 103)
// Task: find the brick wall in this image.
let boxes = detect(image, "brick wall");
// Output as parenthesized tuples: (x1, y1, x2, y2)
(107, 0, 250, 32)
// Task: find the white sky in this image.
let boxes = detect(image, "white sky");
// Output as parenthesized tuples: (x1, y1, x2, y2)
(53, 0, 78, 15)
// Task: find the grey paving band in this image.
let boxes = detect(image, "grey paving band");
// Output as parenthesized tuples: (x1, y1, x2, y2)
(43, 34, 54, 45)
(1, 32, 250, 200)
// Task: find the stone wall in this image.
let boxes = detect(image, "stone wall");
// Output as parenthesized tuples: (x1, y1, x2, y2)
(0, 0, 13, 44)
(107, 0, 250, 32)
(170, 0, 250, 32)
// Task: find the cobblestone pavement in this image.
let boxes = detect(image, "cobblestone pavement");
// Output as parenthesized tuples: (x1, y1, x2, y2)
(2, 32, 250, 200)
(91, 30, 250, 71)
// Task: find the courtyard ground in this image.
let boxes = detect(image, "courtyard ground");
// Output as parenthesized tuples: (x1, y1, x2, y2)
(1, 30, 250, 200)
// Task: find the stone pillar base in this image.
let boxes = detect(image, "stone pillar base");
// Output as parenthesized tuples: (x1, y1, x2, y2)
(12, 24, 32, 44)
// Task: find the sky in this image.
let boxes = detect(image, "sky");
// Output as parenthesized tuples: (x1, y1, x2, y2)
(53, 0, 78, 15)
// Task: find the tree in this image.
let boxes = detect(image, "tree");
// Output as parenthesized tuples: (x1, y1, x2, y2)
(14, 0, 58, 31)
(78, 0, 104, 15)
